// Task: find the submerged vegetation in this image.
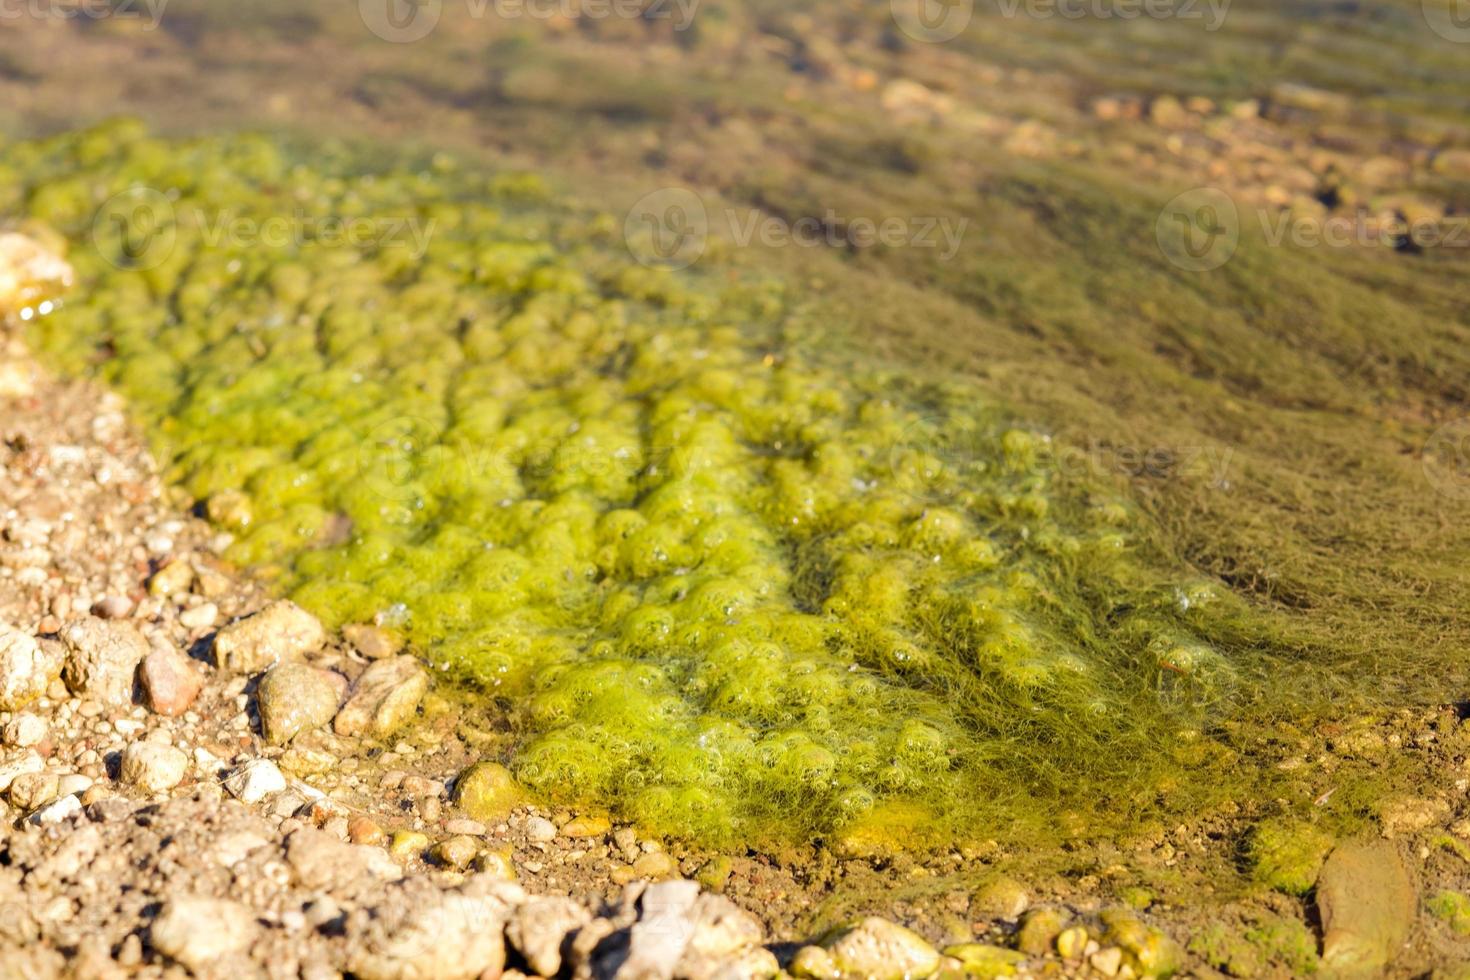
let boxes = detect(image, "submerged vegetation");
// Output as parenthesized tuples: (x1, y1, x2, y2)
(5, 122, 1309, 848)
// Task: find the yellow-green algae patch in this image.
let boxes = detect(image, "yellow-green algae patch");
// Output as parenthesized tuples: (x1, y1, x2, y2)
(7, 122, 1290, 848)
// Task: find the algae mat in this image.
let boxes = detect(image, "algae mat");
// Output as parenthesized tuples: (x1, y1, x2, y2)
(0, 122, 1378, 850)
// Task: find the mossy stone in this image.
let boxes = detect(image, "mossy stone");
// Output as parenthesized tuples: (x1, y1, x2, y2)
(453, 762, 522, 822)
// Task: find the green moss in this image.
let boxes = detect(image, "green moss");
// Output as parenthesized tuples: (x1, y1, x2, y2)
(6, 122, 1325, 850)
(1430, 891, 1470, 937)
(1245, 818, 1334, 895)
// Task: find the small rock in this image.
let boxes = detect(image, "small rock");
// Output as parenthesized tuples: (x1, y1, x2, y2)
(150, 897, 257, 971)
(213, 600, 325, 674)
(119, 742, 189, 793)
(1015, 907, 1068, 956)
(178, 602, 219, 631)
(3, 712, 47, 747)
(789, 945, 840, 980)
(57, 773, 93, 798)
(431, 835, 480, 869)
(29, 794, 82, 826)
(972, 876, 1029, 920)
(9, 770, 59, 810)
(348, 878, 519, 980)
(389, 830, 430, 862)
(507, 897, 591, 977)
(944, 943, 1027, 977)
(138, 644, 204, 717)
(258, 663, 342, 745)
(525, 815, 557, 842)
(224, 759, 286, 803)
(90, 595, 134, 620)
(474, 845, 517, 881)
(348, 816, 386, 845)
(0, 751, 46, 793)
(343, 623, 404, 660)
(1317, 839, 1415, 976)
(333, 655, 428, 739)
(444, 818, 486, 836)
(562, 815, 612, 838)
(619, 879, 700, 979)
(678, 893, 771, 979)
(453, 761, 522, 822)
(60, 618, 148, 706)
(0, 624, 63, 710)
(206, 489, 253, 531)
(287, 827, 399, 889)
(147, 559, 195, 599)
(631, 850, 678, 881)
(821, 917, 940, 980)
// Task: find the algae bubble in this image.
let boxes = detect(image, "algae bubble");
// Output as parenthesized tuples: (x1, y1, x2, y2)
(7, 121, 1276, 848)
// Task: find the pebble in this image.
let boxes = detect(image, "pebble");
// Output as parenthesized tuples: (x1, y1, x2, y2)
(332, 655, 428, 739)
(9, 770, 60, 809)
(507, 896, 591, 977)
(178, 602, 219, 630)
(0, 751, 45, 792)
(4, 712, 47, 747)
(453, 761, 521, 822)
(90, 595, 134, 620)
(525, 816, 557, 842)
(561, 815, 611, 838)
(224, 759, 287, 804)
(443, 818, 486, 836)
(389, 830, 429, 862)
(0, 623, 63, 710)
(631, 851, 678, 881)
(120, 742, 189, 793)
(1318, 839, 1416, 975)
(29, 794, 82, 826)
(212, 600, 326, 674)
(341, 623, 404, 660)
(147, 559, 194, 599)
(139, 644, 204, 716)
(150, 897, 258, 971)
(347, 816, 386, 845)
(431, 835, 480, 869)
(348, 881, 516, 980)
(257, 663, 341, 745)
(821, 917, 941, 980)
(60, 618, 149, 706)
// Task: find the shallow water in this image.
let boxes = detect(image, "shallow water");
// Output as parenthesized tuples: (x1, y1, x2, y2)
(2, 1, 1468, 857)
(8, 122, 1295, 849)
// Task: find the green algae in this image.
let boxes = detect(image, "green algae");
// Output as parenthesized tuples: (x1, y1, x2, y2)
(1243, 817, 1335, 896)
(7, 121, 1305, 848)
